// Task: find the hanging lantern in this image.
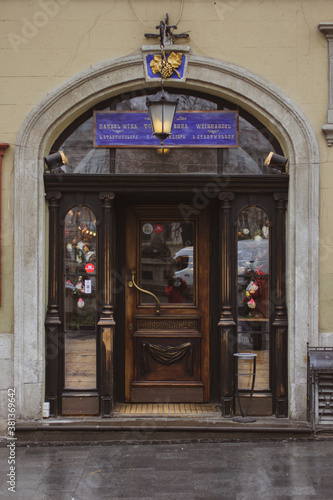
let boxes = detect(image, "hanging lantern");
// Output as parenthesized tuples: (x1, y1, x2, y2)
(146, 91, 179, 144)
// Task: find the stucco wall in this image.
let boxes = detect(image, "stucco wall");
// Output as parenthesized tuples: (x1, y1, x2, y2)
(0, 0, 333, 430)
(0, 0, 332, 330)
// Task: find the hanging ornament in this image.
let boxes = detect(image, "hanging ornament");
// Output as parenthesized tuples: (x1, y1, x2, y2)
(248, 298, 256, 309)
(246, 280, 260, 298)
(77, 298, 85, 308)
(65, 279, 74, 291)
(75, 277, 84, 292)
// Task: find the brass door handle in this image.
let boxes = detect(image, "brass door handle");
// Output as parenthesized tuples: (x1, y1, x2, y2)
(128, 270, 160, 314)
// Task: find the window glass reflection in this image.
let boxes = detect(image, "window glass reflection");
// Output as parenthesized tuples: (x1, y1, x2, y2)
(223, 115, 279, 175)
(59, 114, 111, 173)
(53, 93, 282, 175)
(237, 207, 270, 391)
(140, 221, 195, 305)
(64, 206, 97, 389)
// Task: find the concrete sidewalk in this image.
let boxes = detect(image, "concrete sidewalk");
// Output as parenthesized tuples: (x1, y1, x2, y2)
(1, 438, 333, 499)
(15, 415, 314, 444)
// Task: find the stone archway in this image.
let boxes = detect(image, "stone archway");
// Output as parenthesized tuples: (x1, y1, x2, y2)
(14, 53, 319, 421)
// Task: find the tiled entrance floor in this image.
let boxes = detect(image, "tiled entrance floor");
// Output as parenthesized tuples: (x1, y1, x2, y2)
(113, 403, 220, 417)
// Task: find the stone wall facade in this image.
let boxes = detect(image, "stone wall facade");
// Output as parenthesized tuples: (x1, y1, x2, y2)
(1, 0, 333, 431)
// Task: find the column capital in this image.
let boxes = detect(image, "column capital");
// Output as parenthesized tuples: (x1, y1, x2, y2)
(218, 191, 235, 202)
(319, 23, 333, 39)
(273, 192, 288, 203)
(99, 192, 115, 201)
(45, 191, 62, 201)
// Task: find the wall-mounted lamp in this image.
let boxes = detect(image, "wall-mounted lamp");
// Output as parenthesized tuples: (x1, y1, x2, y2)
(146, 91, 178, 145)
(264, 152, 288, 174)
(44, 150, 68, 172)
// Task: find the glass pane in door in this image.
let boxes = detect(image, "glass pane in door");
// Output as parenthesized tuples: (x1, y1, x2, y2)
(140, 220, 195, 305)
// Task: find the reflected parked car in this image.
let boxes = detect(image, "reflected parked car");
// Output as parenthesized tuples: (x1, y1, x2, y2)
(173, 246, 194, 286)
(237, 238, 269, 287)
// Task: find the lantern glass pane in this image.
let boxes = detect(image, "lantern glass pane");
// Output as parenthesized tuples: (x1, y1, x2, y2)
(162, 102, 177, 135)
(149, 103, 164, 135)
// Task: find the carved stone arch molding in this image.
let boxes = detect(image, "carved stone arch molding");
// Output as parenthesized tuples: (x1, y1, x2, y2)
(14, 53, 319, 421)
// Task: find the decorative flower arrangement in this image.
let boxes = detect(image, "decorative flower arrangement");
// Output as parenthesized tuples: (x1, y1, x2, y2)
(241, 277, 262, 317)
(238, 223, 268, 241)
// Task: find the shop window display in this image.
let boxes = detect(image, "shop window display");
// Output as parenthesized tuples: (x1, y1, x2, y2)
(63, 206, 97, 389)
(237, 207, 270, 391)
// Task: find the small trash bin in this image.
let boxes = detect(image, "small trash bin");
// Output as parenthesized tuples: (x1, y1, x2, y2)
(307, 344, 333, 432)
(233, 352, 257, 423)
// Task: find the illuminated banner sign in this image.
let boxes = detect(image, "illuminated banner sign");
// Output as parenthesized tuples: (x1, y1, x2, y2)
(94, 110, 238, 148)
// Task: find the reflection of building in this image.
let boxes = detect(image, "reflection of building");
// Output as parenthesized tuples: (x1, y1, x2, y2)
(1, 1, 333, 436)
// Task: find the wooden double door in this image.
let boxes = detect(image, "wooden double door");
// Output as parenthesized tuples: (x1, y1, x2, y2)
(125, 205, 210, 403)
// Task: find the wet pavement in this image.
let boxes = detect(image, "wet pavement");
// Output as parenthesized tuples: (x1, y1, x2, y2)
(1, 438, 333, 499)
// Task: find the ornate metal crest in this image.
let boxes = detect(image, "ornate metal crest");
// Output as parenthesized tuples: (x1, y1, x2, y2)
(150, 51, 184, 79)
(142, 13, 190, 83)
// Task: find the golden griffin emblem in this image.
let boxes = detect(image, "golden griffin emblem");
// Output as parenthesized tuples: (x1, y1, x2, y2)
(150, 51, 183, 79)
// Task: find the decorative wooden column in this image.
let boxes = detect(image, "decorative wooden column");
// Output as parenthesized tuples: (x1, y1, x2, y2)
(98, 192, 116, 417)
(0, 144, 9, 305)
(273, 192, 288, 417)
(218, 192, 236, 417)
(45, 191, 62, 417)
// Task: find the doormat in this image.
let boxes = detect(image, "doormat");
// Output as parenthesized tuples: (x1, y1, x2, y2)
(113, 403, 219, 417)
